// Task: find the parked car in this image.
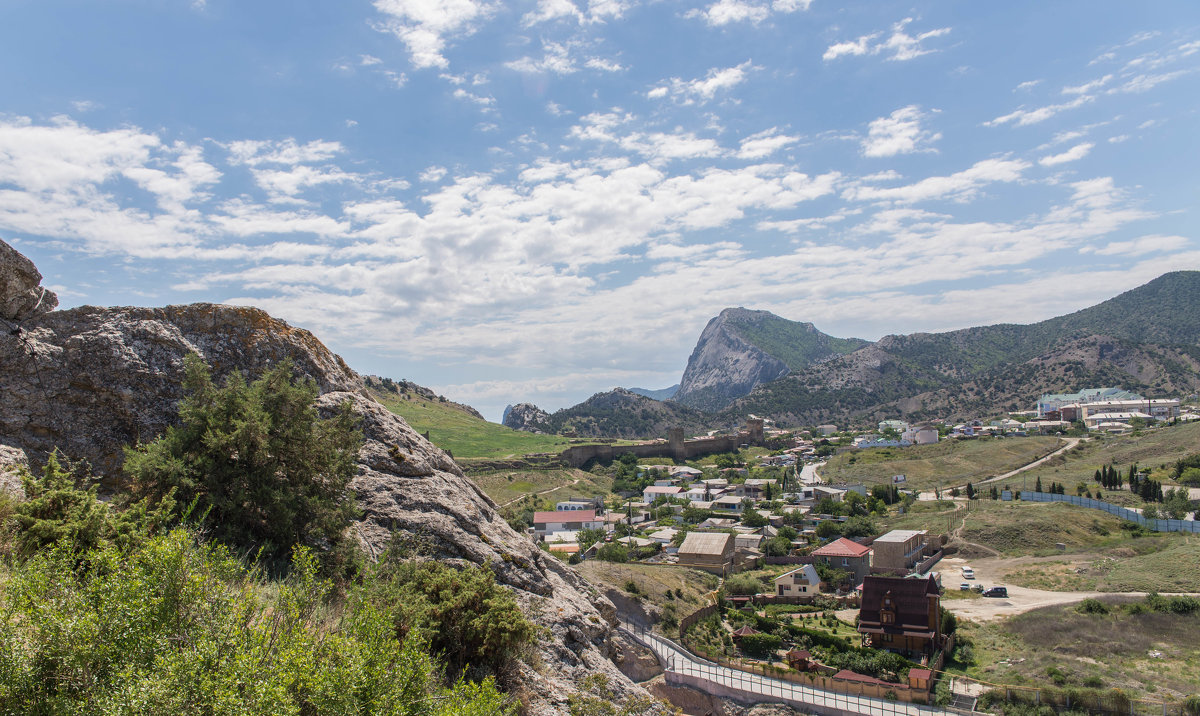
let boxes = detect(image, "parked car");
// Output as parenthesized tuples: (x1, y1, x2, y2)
(961, 566, 975, 579)
(972, 584, 985, 593)
(982, 586, 1008, 598)
(959, 583, 971, 591)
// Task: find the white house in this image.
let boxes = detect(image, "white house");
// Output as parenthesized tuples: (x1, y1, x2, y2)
(643, 485, 685, 503)
(533, 510, 604, 540)
(774, 564, 821, 597)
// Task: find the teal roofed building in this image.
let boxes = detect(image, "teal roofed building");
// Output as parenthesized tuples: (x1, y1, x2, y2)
(1037, 387, 1144, 417)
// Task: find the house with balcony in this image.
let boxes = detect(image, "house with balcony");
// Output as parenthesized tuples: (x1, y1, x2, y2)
(774, 564, 821, 597)
(857, 574, 942, 656)
(871, 529, 931, 572)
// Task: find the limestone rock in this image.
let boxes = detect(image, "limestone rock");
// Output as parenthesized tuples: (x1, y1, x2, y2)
(503, 402, 553, 433)
(0, 238, 665, 716)
(0, 443, 27, 497)
(0, 240, 57, 321)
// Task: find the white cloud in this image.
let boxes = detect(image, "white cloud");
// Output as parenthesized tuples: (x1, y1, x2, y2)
(647, 61, 755, 104)
(685, 0, 810, 26)
(521, 0, 631, 25)
(373, 0, 495, 70)
(1038, 142, 1094, 167)
(585, 57, 624, 72)
(1062, 74, 1112, 95)
(420, 165, 448, 182)
(226, 138, 343, 166)
(824, 18, 951, 62)
(1081, 234, 1189, 257)
(505, 40, 578, 75)
(737, 128, 800, 159)
(1014, 79, 1041, 92)
(360, 54, 383, 66)
(844, 158, 1028, 204)
(860, 105, 941, 158)
(984, 95, 1093, 127)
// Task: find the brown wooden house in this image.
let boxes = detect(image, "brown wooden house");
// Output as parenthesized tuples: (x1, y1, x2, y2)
(857, 574, 942, 656)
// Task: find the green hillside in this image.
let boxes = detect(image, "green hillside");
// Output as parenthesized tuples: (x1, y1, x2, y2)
(371, 389, 574, 459)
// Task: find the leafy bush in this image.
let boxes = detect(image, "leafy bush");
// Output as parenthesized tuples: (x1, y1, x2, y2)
(738, 632, 783, 658)
(0, 528, 513, 715)
(14, 451, 174, 557)
(1077, 598, 1109, 615)
(596, 543, 629, 563)
(125, 355, 363, 564)
(365, 555, 537, 678)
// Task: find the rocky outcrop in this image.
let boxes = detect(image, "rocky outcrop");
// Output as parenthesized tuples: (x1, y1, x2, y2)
(0, 241, 57, 321)
(503, 402, 553, 433)
(0, 444, 26, 496)
(674, 308, 792, 412)
(0, 239, 665, 716)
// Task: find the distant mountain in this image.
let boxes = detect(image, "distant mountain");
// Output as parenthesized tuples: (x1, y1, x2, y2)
(627, 384, 679, 401)
(673, 308, 868, 412)
(504, 388, 709, 439)
(718, 271, 1200, 426)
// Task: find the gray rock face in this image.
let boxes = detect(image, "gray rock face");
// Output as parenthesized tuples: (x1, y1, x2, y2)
(674, 308, 790, 412)
(503, 402, 553, 433)
(0, 241, 57, 321)
(0, 239, 664, 716)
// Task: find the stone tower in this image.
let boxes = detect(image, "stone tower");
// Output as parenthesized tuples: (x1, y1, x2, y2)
(668, 427, 686, 461)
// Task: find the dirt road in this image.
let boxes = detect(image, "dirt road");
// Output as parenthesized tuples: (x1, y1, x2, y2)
(936, 555, 1110, 622)
(916, 437, 1082, 500)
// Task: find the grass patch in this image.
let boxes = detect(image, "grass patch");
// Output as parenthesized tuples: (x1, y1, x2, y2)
(957, 597, 1200, 701)
(373, 389, 576, 459)
(575, 561, 719, 632)
(993, 421, 1200, 496)
(472, 469, 611, 508)
(1005, 533, 1200, 592)
(820, 436, 1062, 491)
(960, 502, 1127, 556)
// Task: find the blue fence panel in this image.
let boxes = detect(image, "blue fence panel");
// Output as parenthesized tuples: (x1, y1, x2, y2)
(1018, 491, 1198, 533)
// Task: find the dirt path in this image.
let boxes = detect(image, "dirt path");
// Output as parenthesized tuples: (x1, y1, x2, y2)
(498, 477, 582, 507)
(917, 437, 1082, 500)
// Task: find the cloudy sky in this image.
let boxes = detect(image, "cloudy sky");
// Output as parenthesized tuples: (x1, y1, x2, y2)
(2, 1, 1198, 421)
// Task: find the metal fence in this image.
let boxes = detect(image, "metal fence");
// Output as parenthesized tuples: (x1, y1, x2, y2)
(1019, 491, 1200, 533)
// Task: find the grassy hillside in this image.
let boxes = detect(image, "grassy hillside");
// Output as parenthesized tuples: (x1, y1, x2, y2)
(819, 436, 1062, 490)
(372, 389, 575, 459)
(1003, 534, 1200, 592)
(992, 421, 1200, 495)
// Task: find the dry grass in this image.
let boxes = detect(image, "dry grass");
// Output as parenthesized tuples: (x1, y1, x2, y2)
(820, 436, 1062, 490)
(1004, 533, 1200, 592)
(956, 598, 1200, 700)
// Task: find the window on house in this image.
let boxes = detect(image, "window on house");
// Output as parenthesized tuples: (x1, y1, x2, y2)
(882, 633, 893, 643)
(841, 558, 849, 566)
(881, 612, 894, 624)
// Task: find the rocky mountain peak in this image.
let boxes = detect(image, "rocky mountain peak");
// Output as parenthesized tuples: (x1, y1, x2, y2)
(0, 241, 58, 322)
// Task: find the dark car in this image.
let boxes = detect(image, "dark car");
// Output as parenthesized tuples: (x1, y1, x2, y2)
(982, 586, 1008, 598)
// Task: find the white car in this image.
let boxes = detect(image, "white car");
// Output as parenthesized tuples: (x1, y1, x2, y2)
(961, 567, 975, 579)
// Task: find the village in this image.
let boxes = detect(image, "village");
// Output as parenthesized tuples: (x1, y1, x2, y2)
(521, 388, 1199, 709)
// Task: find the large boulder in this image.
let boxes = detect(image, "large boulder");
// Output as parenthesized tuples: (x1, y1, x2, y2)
(0, 240, 57, 321)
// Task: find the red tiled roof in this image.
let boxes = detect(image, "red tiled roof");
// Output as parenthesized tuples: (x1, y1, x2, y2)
(834, 670, 891, 686)
(812, 537, 871, 558)
(533, 510, 597, 524)
(909, 668, 932, 680)
(732, 626, 759, 637)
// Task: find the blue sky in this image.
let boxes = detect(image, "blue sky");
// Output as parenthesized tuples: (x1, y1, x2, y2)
(2, 1, 1198, 421)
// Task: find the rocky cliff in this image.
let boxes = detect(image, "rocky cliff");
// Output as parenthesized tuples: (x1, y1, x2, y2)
(674, 308, 870, 413)
(503, 402, 553, 433)
(0, 239, 663, 716)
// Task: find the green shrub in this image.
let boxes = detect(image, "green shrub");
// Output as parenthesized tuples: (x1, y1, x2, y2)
(14, 451, 174, 557)
(0, 528, 513, 715)
(365, 555, 538, 678)
(124, 354, 362, 564)
(1077, 598, 1109, 615)
(596, 543, 629, 563)
(738, 633, 783, 658)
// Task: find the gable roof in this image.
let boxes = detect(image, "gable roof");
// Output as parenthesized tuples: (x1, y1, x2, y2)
(678, 531, 732, 556)
(775, 564, 820, 585)
(813, 537, 871, 558)
(858, 574, 939, 632)
(532, 509, 596, 524)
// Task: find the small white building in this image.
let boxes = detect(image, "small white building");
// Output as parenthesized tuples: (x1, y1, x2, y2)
(643, 485, 685, 503)
(774, 564, 821, 597)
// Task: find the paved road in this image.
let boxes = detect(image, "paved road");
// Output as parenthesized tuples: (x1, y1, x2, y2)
(800, 460, 825, 485)
(622, 624, 947, 716)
